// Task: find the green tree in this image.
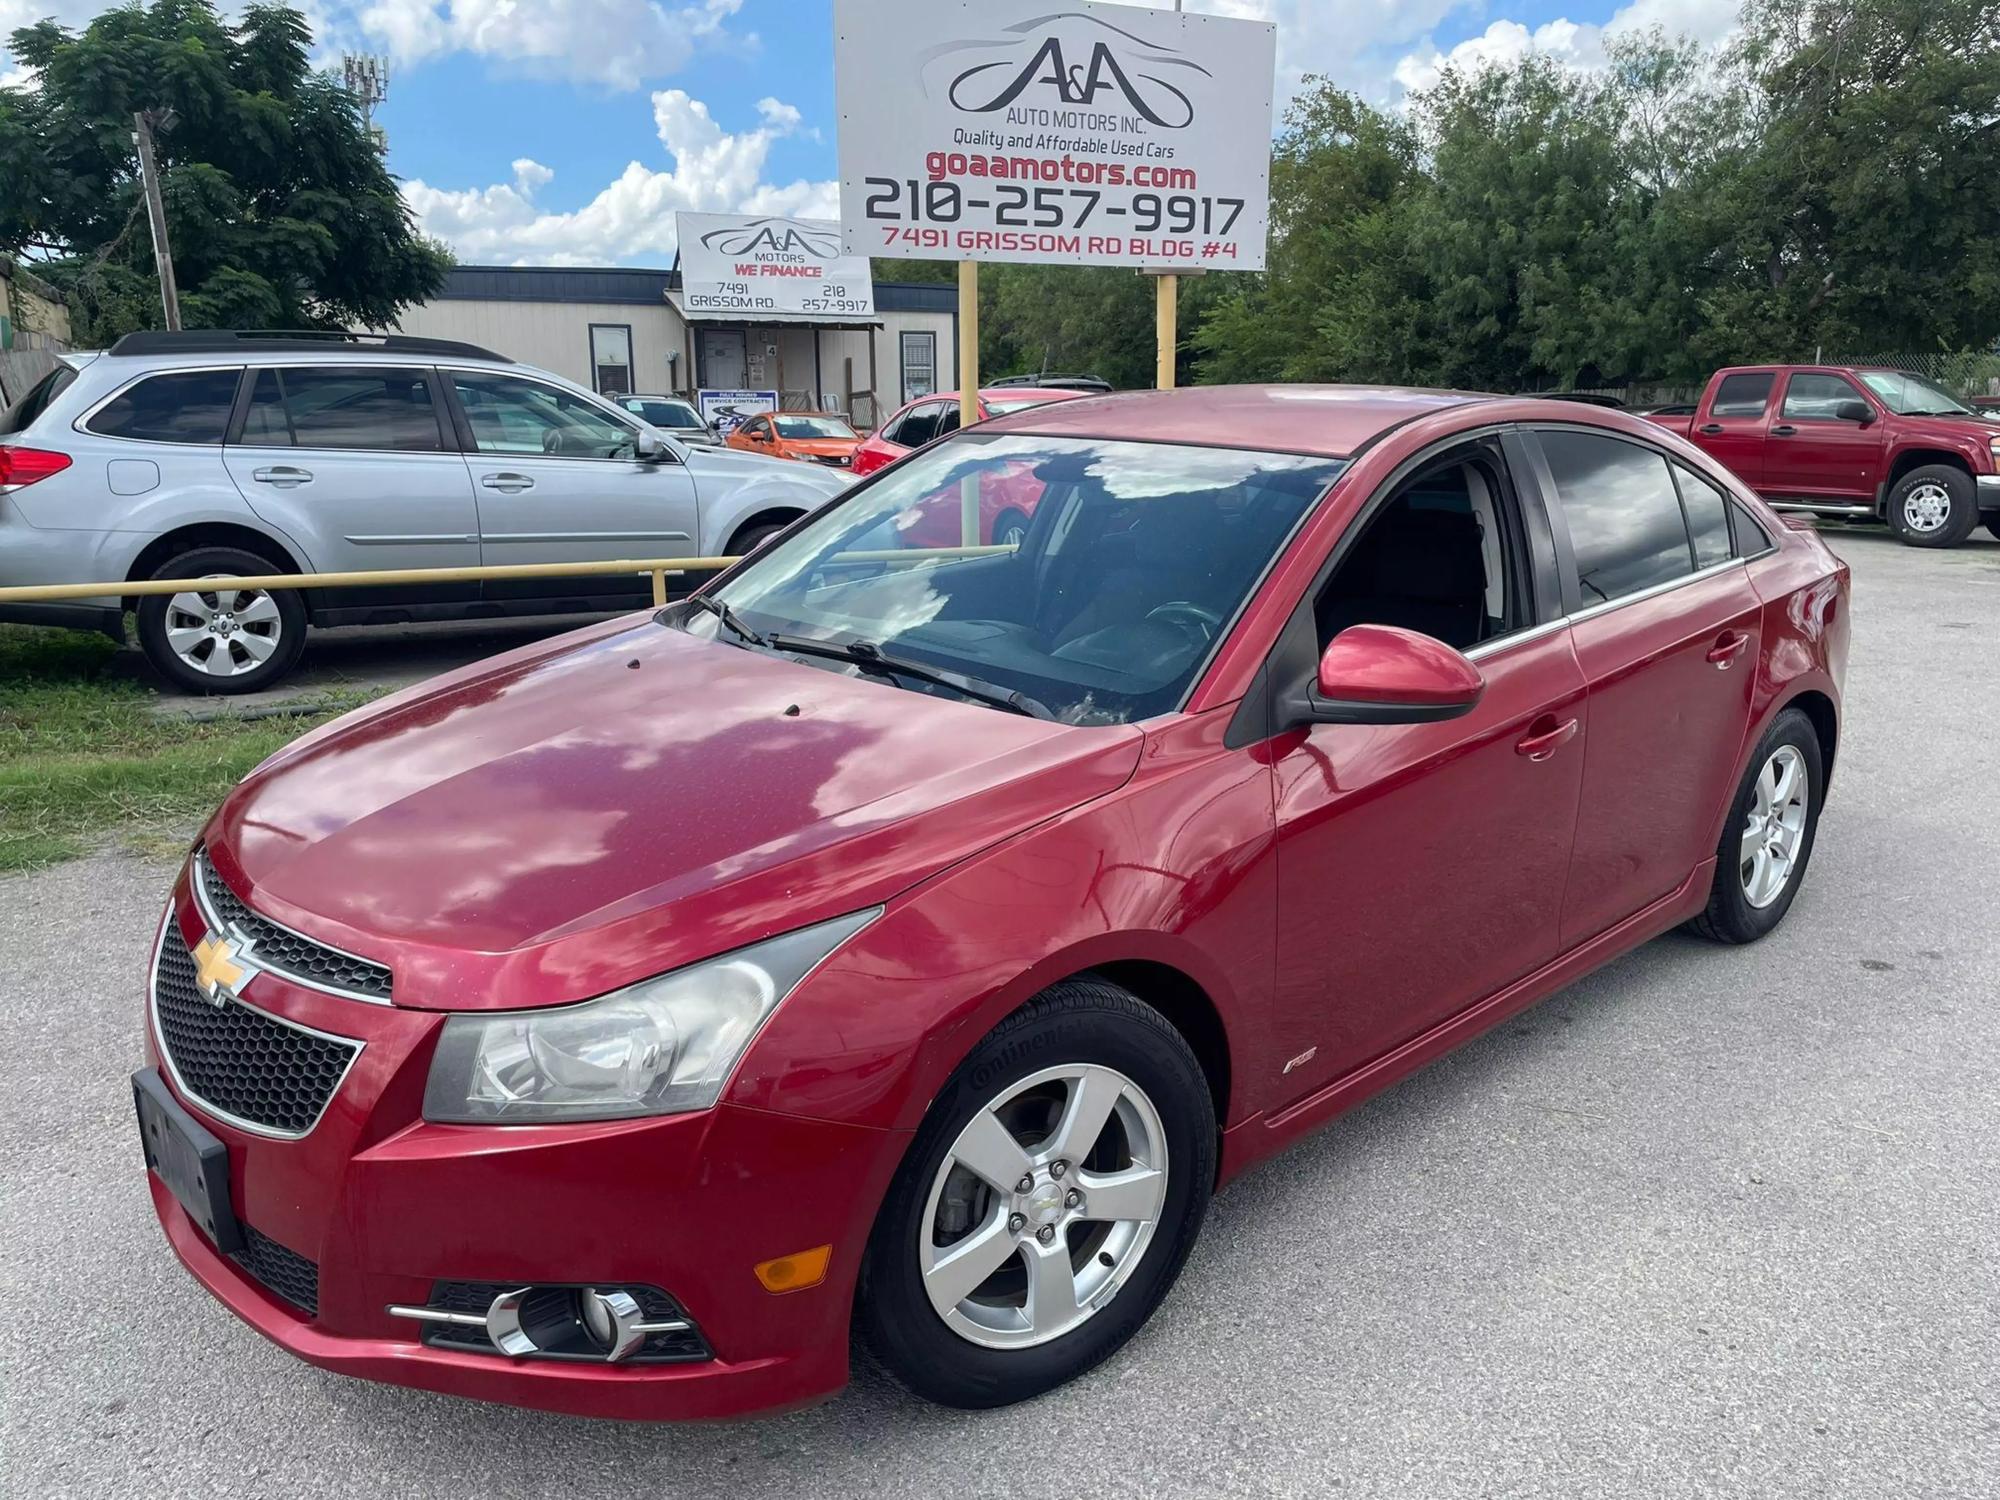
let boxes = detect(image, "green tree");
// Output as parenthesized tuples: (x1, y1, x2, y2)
(0, 1, 449, 342)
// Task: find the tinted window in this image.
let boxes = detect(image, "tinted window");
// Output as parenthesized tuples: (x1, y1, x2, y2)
(1539, 430, 1694, 604)
(1711, 372, 1775, 418)
(1, 363, 78, 434)
(452, 371, 639, 459)
(236, 367, 444, 451)
(937, 405, 963, 438)
(1729, 501, 1773, 556)
(1673, 464, 1733, 568)
(85, 369, 240, 444)
(894, 402, 946, 448)
(1781, 373, 1867, 421)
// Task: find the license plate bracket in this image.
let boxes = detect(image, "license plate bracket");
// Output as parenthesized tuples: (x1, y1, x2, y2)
(133, 1067, 242, 1255)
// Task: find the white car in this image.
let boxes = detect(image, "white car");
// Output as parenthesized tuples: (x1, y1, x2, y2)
(0, 331, 846, 692)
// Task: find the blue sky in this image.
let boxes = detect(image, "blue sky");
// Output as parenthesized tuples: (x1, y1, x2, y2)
(2, 0, 1745, 265)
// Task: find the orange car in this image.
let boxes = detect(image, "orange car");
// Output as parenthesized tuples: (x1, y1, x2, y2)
(725, 412, 862, 470)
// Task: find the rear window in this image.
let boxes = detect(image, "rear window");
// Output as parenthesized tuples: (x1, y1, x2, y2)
(239, 367, 445, 451)
(84, 369, 241, 444)
(1710, 372, 1774, 419)
(1672, 464, 1734, 569)
(1538, 429, 1695, 604)
(0, 363, 78, 435)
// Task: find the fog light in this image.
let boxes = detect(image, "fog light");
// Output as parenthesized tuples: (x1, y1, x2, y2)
(754, 1244, 832, 1293)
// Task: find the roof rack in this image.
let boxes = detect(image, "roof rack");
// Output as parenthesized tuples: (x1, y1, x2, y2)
(104, 330, 511, 362)
(987, 373, 1114, 393)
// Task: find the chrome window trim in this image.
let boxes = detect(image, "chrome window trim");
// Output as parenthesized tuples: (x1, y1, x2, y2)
(149, 901, 365, 1142)
(1465, 554, 1754, 665)
(71, 363, 247, 446)
(193, 849, 395, 1007)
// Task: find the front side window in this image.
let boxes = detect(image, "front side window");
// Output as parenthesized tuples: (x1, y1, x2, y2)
(86, 369, 240, 444)
(1710, 372, 1775, 419)
(892, 402, 947, 449)
(706, 435, 1343, 723)
(452, 372, 640, 459)
(237, 367, 445, 451)
(1857, 370, 1971, 416)
(1781, 373, 1868, 422)
(1538, 430, 1694, 605)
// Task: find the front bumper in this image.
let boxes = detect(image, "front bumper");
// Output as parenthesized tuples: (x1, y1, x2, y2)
(1977, 474, 2000, 513)
(141, 878, 910, 1420)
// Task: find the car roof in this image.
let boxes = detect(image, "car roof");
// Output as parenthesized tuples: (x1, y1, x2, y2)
(976, 384, 1497, 460)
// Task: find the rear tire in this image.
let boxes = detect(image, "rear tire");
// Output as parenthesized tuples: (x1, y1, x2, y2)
(858, 978, 1215, 1409)
(1885, 465, 1977, 547)
(993, 509, 1030, 548)
(1687, 707, 1824, 944)
(134, 546, 307, 696)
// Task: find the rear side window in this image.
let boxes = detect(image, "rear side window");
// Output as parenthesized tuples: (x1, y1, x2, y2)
(238, 367, 445, 451)
(0, 363, 78, 434)
(85, 369, 241, 443)
(1672, 464, 1734, 568)
(1711, 372, 1774, 418)
(1538, 430, 1694, 605)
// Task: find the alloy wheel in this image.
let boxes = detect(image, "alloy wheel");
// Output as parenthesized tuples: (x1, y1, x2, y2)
(919, 1064, 1169, 1349)
(164, 577, 284, 679)
(1740, 744, 1809, 908)
(1901, 481, 1953, 534)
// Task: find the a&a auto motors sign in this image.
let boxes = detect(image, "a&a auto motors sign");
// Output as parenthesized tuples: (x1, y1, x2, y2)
(677, 212, 876, 318)
(834, 0, 1275, 270)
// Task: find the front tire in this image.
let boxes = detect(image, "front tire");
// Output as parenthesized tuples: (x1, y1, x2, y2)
(134, 546, 307, 695)
(858, 978, 1215, 1409)
(1688, 707, 1824, 944)
(1885, 465, 1978, 547)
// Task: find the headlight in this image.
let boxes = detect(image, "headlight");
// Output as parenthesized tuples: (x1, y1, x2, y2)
(1988, 436, 2000, 463)
(422, 910, 878, 1124)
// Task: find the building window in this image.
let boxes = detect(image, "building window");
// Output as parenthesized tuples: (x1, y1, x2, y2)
(589, 324, 634, 395)
(901, 331, 937, 403)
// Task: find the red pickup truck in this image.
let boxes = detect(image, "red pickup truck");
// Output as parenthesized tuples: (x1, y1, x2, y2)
(1647, 365, 2000, 547)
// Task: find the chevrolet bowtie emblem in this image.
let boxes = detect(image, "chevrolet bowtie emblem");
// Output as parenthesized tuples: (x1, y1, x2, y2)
(192, 932, 256, 1005)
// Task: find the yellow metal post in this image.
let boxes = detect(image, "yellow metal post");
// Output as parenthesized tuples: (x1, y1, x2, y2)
(958, 259, 981, 545)
(1155, 273, 1178, 390)
(651, 568, 668, 607)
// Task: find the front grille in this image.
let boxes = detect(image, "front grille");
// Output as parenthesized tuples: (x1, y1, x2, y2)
(423, 1282, 712, 1363)
(196, 850, 393, 1001)
(232, 1224, 319, 1316)
(152, 935, 360, 1137)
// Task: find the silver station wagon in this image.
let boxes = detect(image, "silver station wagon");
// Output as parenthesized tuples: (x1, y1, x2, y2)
(0, 331, 845, 692)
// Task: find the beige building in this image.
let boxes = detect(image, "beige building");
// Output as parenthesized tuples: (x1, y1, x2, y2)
(388, 265, 957, 430)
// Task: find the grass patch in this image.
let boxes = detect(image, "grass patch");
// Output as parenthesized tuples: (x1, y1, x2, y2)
(0, 624, 373, 874)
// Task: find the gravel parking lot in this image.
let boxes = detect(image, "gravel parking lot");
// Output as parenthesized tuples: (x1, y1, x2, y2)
(2, 527, 1994, 1500)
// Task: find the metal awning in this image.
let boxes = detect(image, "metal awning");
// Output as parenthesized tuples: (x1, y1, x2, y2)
(666, 292, 881, 328)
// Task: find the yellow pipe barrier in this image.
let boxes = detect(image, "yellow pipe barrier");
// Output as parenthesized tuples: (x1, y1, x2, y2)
(0, 545, 1019, 607)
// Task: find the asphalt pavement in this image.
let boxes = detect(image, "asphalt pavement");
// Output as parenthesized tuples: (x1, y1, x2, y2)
(2, 526, 1995, 1499)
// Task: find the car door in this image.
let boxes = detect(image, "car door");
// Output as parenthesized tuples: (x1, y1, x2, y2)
(1267, 437, 1588, 1104)
(444, 367, 701, 607)
(1762, 371, 1886, 503)
(1693, 369, 1778, 490)
(1521, 426, 1762, 947)
(222, 365, 482, 607)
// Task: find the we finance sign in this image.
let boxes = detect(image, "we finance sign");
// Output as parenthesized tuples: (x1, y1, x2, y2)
(835, 0, 1275, 269)
(677, 213, 875, 319)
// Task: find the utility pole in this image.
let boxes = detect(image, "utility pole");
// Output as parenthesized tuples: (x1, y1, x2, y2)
(131, 110, 182, 331)
(1153, 0, 1185, 390)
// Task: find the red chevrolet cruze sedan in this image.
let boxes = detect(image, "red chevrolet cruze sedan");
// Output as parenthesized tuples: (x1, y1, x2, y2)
(135, 386, 1849, 1419)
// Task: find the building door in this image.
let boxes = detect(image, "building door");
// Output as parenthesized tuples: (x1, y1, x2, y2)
(700, 328, 748, 388)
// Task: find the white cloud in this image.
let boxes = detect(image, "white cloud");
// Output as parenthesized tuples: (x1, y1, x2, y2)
(356, 0, 744, 89)
(1392, 1, 1743, 97)
(403, 89, 835, 264)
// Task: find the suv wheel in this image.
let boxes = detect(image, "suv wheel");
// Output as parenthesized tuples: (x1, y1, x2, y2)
(1687, 707, 1824, 944)
(858, 978, 1215, 1409)
(135, 546, 307, 695)
(1885, 465, 1978, 547)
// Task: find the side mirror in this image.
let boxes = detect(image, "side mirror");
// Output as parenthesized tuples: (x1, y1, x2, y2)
(1834, 399, 1873, 425)
(1287, 624, 1486, 727)
(634, 428, 668, 461)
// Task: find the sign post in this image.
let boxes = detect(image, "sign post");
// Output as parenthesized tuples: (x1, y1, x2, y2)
(959, 259, 980, 544)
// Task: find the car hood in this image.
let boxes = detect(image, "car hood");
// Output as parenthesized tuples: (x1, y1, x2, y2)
(204, 618, 1142, 1010)
(777, 437, 861, 458)
(1895, 410, 2000, 436)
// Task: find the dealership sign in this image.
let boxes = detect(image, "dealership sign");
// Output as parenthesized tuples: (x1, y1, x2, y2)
(697, 389, 780, 435)
(834, 0, 1275, 270)
(676, 213, 875, 318)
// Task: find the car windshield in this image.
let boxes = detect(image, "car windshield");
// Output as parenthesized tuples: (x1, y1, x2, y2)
(701, 435, 1343, 723)
(775, 416, 859, 440)
(626, 398, 706, 429)
(1858, 371, 1973, 416)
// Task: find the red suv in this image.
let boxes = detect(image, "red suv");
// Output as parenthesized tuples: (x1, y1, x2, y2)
(136, 386, 1847, 1419)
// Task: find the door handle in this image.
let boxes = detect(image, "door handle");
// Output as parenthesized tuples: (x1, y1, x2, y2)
(1706, 630, 1750, 668)
(1699, 423, 1724, 435)
(480, 473, 535, 492)
(1515, 717, 1579, 762)
(1772, 424, 1798, 437)
(251, 466, 312, 487)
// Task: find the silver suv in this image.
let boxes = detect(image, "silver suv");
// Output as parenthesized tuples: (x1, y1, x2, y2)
(0, 331, 846, 693)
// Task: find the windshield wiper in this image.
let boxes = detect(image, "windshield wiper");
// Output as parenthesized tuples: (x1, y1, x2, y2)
(679, 593, 769, 647)
(765, 634, 1054, 720)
